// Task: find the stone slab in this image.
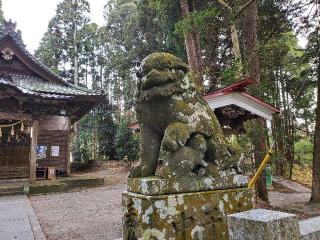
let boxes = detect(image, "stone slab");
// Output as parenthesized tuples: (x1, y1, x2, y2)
(228, 209, 300, 240)
(62, 177, 105, 188)
(299, 216, 320, 240)
(127, 174, 248, 195)
(0, 195, 45, 240)
(123, 187, 254, 240)
(29, 182, 68, 195)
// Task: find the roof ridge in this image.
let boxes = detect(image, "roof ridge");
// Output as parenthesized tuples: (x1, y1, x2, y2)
(0, 19, 24, 45)
(0, 19, 70, 86)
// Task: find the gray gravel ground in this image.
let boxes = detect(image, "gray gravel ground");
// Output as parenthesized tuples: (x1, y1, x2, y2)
(30, 184, 126, 240)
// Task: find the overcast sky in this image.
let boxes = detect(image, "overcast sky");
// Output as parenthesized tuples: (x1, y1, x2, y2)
(2, 0, 307, 55)
(2, 0, 106, 53)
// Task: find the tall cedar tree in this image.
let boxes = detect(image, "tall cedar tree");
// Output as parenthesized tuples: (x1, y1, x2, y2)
(0, 0, 4, 23)
(36, 0, 90, 86)
(311, 27, 320, 202)
(180, 0, 203, 86)
(243, 0, 269, 202)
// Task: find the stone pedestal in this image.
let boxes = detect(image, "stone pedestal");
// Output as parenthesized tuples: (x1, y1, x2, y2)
(122, 175, 254, 240)
(227, 209, 300, 240)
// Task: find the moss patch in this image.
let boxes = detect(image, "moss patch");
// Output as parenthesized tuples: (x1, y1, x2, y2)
(123, 187, 254, 240)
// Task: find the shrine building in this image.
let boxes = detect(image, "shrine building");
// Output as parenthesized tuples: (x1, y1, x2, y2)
(0, 20, 104, 182)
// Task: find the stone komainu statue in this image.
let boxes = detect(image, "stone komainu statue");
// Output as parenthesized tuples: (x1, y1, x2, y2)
(130, 52, 241, 179)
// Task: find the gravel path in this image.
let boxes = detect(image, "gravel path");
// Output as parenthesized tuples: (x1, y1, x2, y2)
(30, 184, 126, 240)
(266, 177, 320, 219)
(269, 177, 311, 208)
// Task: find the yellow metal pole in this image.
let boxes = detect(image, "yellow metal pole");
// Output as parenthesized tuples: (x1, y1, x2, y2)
(248, 143, 275, 189)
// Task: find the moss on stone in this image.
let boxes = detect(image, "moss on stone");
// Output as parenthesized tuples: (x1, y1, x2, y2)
(127, 175, 249, 195)
(141, 52, 189, 76)
(174, 100, 193, 116)
(29, 183, 68, 195)
(123, 187, 255, 240)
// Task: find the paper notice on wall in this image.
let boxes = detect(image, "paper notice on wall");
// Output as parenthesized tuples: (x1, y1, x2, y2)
(51, 146, 60, 157)
(36, 145, 47, 159)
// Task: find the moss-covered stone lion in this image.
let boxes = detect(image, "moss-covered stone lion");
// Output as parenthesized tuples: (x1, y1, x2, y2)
(130, 52, 241, 178)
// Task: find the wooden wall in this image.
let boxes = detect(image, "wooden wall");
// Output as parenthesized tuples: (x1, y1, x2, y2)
(0, 136, 30, 179)
(37, 116, 70, 173)
(37, 130, 69, 172)
(0, 115, 71, 179)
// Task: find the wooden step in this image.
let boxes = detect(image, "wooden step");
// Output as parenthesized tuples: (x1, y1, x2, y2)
(0, 168, 29, 179)
(0, 184, 24, 196)
(0, 190, 23, 197)
(0, 185, 23, 192)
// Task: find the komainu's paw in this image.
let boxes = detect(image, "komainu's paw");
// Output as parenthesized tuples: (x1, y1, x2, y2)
(162, 122, 191, 152)
(129, 164, 155, 178)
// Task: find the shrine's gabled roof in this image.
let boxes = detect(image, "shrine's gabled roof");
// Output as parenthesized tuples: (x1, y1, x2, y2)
(0, 20, 104, 123)
(204, 78, 280, 119)
(0, 20, 104, 99)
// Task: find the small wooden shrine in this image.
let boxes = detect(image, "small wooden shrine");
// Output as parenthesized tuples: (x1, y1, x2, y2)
(204, 78, 280, 134)
(0, 20, 104, 182)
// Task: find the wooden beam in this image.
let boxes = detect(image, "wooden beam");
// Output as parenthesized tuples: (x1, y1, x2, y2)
(29, 119, 38, 183)
(66, 119, 71, 176)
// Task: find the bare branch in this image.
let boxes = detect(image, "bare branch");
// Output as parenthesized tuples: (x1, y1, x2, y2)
(236, 0, 255, 17)
(217, 0, 232, 13)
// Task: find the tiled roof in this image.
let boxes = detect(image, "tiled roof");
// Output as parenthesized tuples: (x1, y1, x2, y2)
(0, 21, 69, 86)
(10, 74, 100, 96)
(0, 78, 71, 99)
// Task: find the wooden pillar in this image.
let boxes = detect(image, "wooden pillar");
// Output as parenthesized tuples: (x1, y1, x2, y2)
(66, 119, 71, 176)
(29, 119, 38, 183)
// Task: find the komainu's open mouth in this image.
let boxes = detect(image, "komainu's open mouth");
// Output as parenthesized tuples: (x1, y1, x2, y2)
(141, 68, 176, 90)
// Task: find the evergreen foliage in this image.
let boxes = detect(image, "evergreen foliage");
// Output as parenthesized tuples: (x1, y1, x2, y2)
(115, 117, 139, 162)
(96, 102, 117, 160)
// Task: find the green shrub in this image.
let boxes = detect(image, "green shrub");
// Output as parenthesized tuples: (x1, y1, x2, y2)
(96, 103, 118, 160)
(294, 138, 313, 164)
(115, 117, 139, 162)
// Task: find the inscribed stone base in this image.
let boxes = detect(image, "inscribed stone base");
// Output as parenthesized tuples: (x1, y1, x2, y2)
(122, 186, 254, 240)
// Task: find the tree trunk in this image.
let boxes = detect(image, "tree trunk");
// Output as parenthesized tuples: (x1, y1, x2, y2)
(85, 62, 88, 87)
(304, 109, 309, 137)
(230, 23, 241, 60)
(253, 118, 268, 202)
(180, 0, 203, 87)
(311, 33, 320, 203)
(242, 0, 260, 83)
(242, 0, 268, 202)
(73, 27, 79, 86)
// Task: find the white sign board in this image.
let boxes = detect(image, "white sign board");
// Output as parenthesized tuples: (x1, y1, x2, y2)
(51, 146, 60, 157)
